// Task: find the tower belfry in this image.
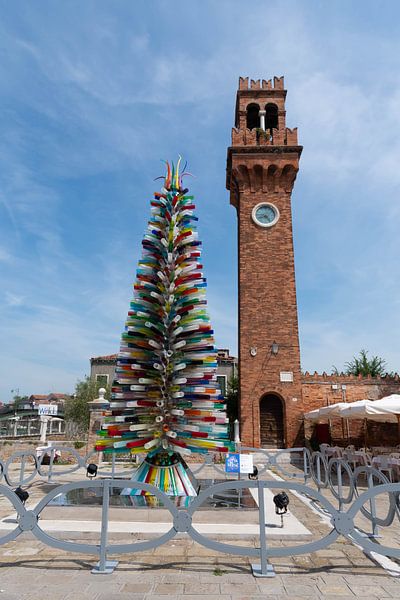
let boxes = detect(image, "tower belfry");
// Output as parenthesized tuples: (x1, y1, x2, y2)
(226, 76, 303, 448)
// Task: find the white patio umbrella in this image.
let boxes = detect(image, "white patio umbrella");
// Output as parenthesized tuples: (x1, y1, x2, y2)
(339, 399, 399, 447)
(318, 402, 348, 418)
(367, 395, 400, 442)
(304, 402, 349, 442)
(339, 399, 398, 422)
(304, 408, 324, 421)
(304, 402, 348, 421)
(370, 394, 400, 415)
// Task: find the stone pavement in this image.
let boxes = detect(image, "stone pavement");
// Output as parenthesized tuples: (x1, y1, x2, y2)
(1, 537, 400, 600)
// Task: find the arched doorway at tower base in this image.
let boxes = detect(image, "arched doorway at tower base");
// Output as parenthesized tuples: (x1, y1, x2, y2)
(259, 394, 284, 448)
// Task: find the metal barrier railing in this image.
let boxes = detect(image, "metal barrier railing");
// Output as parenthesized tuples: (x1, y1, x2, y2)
(0, 446, 138, 486)
(2, 445, 400, 544)
(191, 446, 400, 542)
(1, 476, 400, 577)
(0, 445, 311, 487)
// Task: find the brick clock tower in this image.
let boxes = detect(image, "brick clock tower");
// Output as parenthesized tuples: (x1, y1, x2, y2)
(226, 76, 304, 448)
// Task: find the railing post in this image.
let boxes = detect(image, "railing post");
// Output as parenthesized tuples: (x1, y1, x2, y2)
(111, 452, 116, 479)
(316, 455, 322, 492)
(367, 470, 379, 538)
(337, 464, 343, 512)
(48, 448, 55, 483)
(234, 421, 241, 482)
(19, 454, 25, 487)
(91, 479, 118, 574)
(251, 480, 275, 578)
(303, 449, 309, 484)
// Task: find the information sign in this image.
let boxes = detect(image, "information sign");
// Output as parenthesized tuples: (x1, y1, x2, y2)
(225, 453, 254, 474)
(225, 453, 240, 473)
(238, 453, 254, 474)
(38, 404, 58, 416)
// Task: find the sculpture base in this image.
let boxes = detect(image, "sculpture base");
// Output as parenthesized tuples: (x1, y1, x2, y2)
(128, 450, 198, 496)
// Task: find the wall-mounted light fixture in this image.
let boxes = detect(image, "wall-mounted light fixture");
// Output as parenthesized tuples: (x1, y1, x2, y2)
(250, 347, 257, 357)
(271, 341, 279, 356)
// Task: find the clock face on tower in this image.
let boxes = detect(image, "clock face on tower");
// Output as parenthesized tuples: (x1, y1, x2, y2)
(252, 202, 280, 228)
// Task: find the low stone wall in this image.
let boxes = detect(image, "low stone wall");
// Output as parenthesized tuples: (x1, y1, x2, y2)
(0, 438, 89, 461)
(0, 439, 39, 461)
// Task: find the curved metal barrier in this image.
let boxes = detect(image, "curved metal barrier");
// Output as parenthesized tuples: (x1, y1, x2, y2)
(241, 446, 311, 482)
(355, 466, 395, 526)
(0, 445, 139, 486)
(1, 476, 400, 577)
(327, 458, 355, 509)
(0, 445, 312, 486)
(190, 452, 227, 477)
(4, 451, 38, 487)
(305, 453, 400, 539)
(310, 451, 329, 490)
(0, 444, 396, 503)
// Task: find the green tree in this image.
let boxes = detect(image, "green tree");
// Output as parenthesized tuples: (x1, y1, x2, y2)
(64, 376, 110, 432)
(332, 349, 388, 377)
(226, 375, 239, 424)
(12, 394, 30, 409)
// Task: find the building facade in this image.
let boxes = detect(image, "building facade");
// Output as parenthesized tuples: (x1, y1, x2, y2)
(226, 76, 304, 448)
(0, 393, 66, 438)
(227, 76, 400, 449)
(89, 355, 117, 388)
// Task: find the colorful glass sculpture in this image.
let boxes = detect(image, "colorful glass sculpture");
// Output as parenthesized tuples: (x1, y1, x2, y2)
(95, 158, 234, 495)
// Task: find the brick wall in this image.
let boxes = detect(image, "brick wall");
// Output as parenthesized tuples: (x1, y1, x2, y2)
(236, 181, 303, 447)
(302, 373, 400, 446)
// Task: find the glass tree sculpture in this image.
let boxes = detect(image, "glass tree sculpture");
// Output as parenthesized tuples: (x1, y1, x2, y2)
(95, 159, 233, 495)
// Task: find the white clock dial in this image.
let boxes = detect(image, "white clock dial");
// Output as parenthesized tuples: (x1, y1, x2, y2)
(252, 203, 279, 228)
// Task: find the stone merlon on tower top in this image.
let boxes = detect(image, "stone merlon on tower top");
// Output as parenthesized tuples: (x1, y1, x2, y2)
(228, 75, 301, 163)
(227, 75, 302, 209)
(238, 76, 285, 91)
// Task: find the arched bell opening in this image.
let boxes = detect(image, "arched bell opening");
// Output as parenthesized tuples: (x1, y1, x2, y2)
(246, 103, 260, 130)
(265, 103, 278, 131)
(259, 393, 285, 448)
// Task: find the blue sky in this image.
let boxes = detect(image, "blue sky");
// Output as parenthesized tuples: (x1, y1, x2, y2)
(1, 1, 400, 401)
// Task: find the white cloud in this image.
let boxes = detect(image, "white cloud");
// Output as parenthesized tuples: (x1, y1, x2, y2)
(0, 247, 13, 263)
(4, 292, 24, 307)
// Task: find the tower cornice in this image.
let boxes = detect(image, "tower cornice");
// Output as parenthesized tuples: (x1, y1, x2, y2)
(236, 88, 287, 98)
(226, 145, 303, 204)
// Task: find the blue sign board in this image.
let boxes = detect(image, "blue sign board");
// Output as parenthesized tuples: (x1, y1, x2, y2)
(225, 453, 240, 473)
